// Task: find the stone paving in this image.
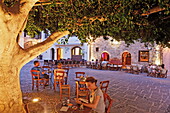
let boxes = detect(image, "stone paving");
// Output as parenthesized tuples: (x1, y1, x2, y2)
(20, 61, 170, 113)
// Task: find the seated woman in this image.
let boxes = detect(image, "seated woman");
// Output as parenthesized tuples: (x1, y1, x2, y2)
(75, 77, 105, 113)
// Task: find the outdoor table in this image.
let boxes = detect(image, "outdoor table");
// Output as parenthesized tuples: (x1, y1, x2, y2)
(56, 99, 91, 113)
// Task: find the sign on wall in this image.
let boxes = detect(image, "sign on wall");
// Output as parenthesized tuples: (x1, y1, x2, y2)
(139, 50, 149, 62)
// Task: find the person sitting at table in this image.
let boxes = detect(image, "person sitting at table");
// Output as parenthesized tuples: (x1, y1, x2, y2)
(31, 61, 49, 85)
(54, 64, 67, 84)
(75, 77, 105, 113)
(157, 64, 167, 77)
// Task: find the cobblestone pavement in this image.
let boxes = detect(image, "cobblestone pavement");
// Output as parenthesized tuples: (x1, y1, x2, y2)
(20, 61, 170, 113)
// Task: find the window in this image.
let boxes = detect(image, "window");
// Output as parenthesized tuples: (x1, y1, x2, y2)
(96, 47, 99, 52)
(139, 50, 149, 62)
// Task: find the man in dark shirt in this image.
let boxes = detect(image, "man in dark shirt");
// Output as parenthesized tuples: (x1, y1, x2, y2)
(31, 61, 49, 85)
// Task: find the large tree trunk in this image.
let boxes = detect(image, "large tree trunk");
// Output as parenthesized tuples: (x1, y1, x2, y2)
(0, 1, 69, 112)
(0, 31, 69, 112)
(0, 65, 25, 113)
(0, 36, 25, 112)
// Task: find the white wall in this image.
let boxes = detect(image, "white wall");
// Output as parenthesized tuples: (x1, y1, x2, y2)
(41, 45, 56, 60)
(41, 35, 89, 61)
(163, 47, 170, 76)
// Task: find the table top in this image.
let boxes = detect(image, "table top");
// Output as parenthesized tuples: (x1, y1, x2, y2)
(56, 100, 91, 113)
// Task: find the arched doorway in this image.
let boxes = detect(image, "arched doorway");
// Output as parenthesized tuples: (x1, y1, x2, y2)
(71, 46, 82, 61)
(101, 52, 110, 61)
(57, 48, 63, 60)
(51, 48, 55, 60)
(71, 46, 82, 55)
(122, 52, 131, 65)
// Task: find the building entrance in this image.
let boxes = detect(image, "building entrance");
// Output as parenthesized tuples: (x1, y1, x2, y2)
(122, 52, 131, 65)
(101, 52, 110, 61)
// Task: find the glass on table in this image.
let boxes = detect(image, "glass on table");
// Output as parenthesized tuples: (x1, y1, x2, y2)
(62, 100, 67, 106)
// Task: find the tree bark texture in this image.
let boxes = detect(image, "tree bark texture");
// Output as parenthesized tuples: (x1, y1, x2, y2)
(0, 65, 25, 113)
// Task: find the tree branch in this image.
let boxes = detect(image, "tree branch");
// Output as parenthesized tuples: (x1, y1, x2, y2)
(19, 0, 39, 14)
(141, 6, 166, 16)
(34, 1, 63, 6)
(7, 0, 38, 45)
(0, 1, 6, 16)
(132, 5, 169, 16)
(0, 2, 3, 15)
(20, 31, 69, 64)
(16, 15, 28, 43)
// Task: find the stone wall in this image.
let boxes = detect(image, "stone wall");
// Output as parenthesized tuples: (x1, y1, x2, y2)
(90, 36, 158, 65)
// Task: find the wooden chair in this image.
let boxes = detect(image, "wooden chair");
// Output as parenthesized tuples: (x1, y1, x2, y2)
(113, 64, 118, 71)
(48, 60, 54, 67)
(159, 69, 168, 78)
(96, 63, 102, 70)
(76, 81, 89, 99)
(100, 80, 109, 93)
(101, 63, 108, 70)
(109, 64, 114, 71)
(132, 66, 140, 74)
(42, 66, 52, 74)
(53, 71, 65, 90)
(62, 68, 70, 84)
(75, 72, 85, 78)
(30, 70, 46, 90)
(103, 93, 113, 113)
(117, 65, 122, 71)
(147, 67, 152, 76)
(125, 65, 132, 73)
(148, 68, 158, 77)
(59, 80, 70, 100)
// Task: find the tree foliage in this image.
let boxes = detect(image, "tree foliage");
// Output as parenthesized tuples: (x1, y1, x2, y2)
(16, 0, 169, 47)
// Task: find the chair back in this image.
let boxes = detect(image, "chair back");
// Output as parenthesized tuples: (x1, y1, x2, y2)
(75, 72, 85, 78)
(147, 67, 152, 73)
(113, 65, 118, 67)
(132, 66, 138, 71)
(161, 69, 167, 74)
(62, 68, 70, 75)
(160, 69, 168, 78)
(30, 70, 41, 80)
(103, 93, 113, 113)
(42, 66, 51, 73)
(126, 65, 132, 69)
(48, 60, 54, 67)
(54, 70, 65, 80)
(76, 81, 89, 99)
(30, 70, 45, 90)
(100, 80, 109, 93)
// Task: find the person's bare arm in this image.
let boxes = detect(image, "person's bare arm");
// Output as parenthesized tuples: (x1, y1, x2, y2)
(75, 96, 100, 109)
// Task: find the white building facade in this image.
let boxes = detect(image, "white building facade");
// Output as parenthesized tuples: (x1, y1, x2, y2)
(19, 31, 170, 75)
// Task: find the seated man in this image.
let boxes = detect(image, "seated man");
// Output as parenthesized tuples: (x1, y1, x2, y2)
(31, 61, 49, 85)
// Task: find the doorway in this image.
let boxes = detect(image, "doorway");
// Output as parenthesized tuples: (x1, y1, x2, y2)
(122, 52, 131, 65)
(57, 48, 62, 60)
(101, 52, 110, 61)
(51, 48, 55, 60)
